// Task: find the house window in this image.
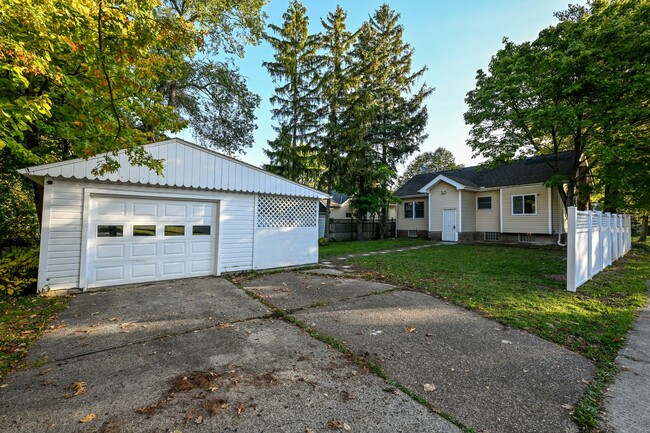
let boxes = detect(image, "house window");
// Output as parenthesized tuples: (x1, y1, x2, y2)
(407, 230, 418, 238)
(477, 197, 492, 210)
(518, 234, 536, 243)
(512, 194, 536, 215)
(404, 201, 424, 218)
(345, 212, 352, 218)
(484, 232, 499, 241)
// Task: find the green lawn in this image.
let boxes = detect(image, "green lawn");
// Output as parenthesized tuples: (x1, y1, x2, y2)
(319, 238, 428, 259)
(0, 294, 69, 379)
(346, 242, 650, 430)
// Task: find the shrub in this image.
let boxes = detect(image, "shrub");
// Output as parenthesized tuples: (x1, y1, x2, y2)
(318, 237, 329, 246)
(0, 247, 39, 295)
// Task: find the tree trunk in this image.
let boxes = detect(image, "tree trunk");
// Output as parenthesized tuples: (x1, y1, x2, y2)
(639, 215, 648, 242)
(378, 206, 387, 240)
(356, 216, 364, 241)
(324, 197, 331, 240)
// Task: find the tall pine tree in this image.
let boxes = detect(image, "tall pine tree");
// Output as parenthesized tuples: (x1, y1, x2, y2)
(318, 5, 356, 237)
(263, 1, 321, 186)
(342, 4, 432, 239)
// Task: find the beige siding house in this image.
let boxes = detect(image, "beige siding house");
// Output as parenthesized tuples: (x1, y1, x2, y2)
(395, 152, 581, 245)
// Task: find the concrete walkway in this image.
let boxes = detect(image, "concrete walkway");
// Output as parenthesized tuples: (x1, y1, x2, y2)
(602, 283, 650, 433)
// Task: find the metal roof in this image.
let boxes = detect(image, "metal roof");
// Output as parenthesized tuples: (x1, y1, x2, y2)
(19, 138, 327, 199)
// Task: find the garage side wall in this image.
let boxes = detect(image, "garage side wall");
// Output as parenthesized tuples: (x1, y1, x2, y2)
(253, 195, 319, 270)
(38, 178, 256, 291)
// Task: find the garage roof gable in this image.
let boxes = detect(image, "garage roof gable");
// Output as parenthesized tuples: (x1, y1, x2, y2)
(19, 138, 327, 199)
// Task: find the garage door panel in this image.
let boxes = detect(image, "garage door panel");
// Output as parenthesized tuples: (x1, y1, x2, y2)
(191, 260, 212, 273)
(97, 201, 126, 216)
(131, 263, 157, 278)
(164, 204, 187, 217)
(162, 261, 186, 276)
(133, 202, 158, 216)
(88, 196, 216, 288)
(192, 204, 211, 217)
(163, 242, 186, 255)
(96, 244, 125, 259)
(191, 241, 211, 254)
(95, 266, 124, 283)
(131, 243, 157, 257)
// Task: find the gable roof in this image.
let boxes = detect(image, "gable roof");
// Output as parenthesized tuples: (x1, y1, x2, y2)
(395, 151, 577, 196)
(19, 138, 327, 199)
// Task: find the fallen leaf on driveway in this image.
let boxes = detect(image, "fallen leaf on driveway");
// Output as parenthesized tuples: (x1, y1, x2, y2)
(561, 403, 574, 411)
(236, 405, 245, 415)
(39, 368, 52, 376)
(79, 413, 96, 423)
(404, 327, 416, 333)
(64, 381, 87, 398)
(120, 321, 137, 329)
(423, 383, 436, 392)
(327, 419, 351, 430)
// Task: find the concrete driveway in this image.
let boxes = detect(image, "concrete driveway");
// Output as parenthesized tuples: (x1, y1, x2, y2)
(0, 271, 594, 433)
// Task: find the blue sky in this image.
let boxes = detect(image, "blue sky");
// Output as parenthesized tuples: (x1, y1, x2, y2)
(181, 0, 585, 172)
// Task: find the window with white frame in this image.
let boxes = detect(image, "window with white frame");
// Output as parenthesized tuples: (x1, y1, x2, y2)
(477, 196, 492, 210)
(404, 201, 424, 218)
(512, 194, 536, 215)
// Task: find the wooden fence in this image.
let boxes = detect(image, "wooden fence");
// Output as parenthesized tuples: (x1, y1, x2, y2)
(327, 219, 396, 242)
(566, 207, 632, 292)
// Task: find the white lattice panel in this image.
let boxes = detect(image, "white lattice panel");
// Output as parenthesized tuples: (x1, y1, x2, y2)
(257, 195, 316, 228)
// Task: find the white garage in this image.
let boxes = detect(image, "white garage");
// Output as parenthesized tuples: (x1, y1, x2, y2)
(20, 138, 326, 292)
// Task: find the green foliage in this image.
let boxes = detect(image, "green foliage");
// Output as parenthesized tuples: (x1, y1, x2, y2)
(0, 246, 39, 295)
(263, 0, 322, 186)
(464, 0, 650, 213)
(0, 150, 39, 247)
(396, 148, 463, 188)
(318, 237, 328, 246)
(0, 0, 266, 173)
(339, 4, 431, 229)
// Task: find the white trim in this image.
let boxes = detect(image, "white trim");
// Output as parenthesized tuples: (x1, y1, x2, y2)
(78, 188, 92, 290)
(252, 194, 258, 270)
(36, 179, 53, 293)
(458, 190, 463, 233)
(547, 187, 552, 234)
(499, 189, 503, 233)
(417, 175, 471, 193)
(511, 194, 538, 216)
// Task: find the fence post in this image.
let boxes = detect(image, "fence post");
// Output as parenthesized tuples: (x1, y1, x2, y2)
(597, 211, 604, 274)
(567, 206, 577, 292)
(586, 210, 593, 280)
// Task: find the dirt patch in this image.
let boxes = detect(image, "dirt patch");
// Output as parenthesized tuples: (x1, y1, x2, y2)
(540, 273, 567, 282)
(135, 366, 285, 423)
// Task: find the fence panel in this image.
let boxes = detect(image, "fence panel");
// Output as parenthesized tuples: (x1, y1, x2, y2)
(566, 207, 632, 292)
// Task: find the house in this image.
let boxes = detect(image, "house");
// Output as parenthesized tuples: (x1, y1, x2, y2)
(19, 138, 327, 292)
(327, 191, 397, 220)
(394, 151, 582, 245)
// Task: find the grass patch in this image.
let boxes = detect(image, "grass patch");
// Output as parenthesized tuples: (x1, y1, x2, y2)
(319, 238, 428, 259)
(346, 242, 649, 431)
(0, 293, 69, 379)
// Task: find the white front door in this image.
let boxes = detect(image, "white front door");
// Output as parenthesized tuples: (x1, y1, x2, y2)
(442, 209, 457, 242)
(87, 196, 217, 288)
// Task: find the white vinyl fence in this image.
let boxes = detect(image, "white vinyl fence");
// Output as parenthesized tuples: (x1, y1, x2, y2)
(566, 206, 632, 292)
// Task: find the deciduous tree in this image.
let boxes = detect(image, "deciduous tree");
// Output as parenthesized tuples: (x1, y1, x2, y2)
(396, 147, 462, 188)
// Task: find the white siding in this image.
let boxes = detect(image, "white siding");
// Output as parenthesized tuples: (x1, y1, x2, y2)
(218, 194, 255, 273)
(38, 181, 84, 290)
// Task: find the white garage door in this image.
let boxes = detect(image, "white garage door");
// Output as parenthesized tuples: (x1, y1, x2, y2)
(87, 196, 217, 288)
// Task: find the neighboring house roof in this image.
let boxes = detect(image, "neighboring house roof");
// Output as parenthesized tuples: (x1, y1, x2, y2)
(330, 191, 349, 206)
(19, 138, 327, 199)
(395, 151, 577, 196)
